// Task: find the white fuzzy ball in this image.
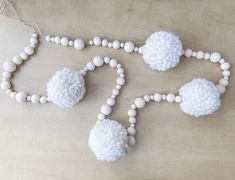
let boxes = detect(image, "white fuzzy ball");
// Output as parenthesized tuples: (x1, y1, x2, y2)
(89, 119, 128, 161)
(179, 78, 221, 117)
(47, 68, 86, 108)
(143, 31, 183, 71)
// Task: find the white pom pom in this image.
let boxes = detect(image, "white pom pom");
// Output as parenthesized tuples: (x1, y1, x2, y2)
(47, 68, 86, 108)
(143, 31, 183, 71)
(89, 119, 128, 161)
(179, 78, 221, 117)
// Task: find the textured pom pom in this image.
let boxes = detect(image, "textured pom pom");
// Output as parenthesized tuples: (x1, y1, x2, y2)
(47, 68, 86, 108)
(89, 119, 128, 161)
(179, 78, 221, 117)
(143, 31, 183, 71)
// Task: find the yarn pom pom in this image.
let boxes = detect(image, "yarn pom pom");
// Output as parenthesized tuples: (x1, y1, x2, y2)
(89, 119, 128, 161)
(47, 68, 86, 108)
(143, 31, 183, 71)
(179, 78, 221, 117)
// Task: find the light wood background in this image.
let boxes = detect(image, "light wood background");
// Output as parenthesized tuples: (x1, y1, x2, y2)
(0, 0, 235, 179)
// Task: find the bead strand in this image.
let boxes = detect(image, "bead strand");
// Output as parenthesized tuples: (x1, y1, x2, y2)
(45, 35, 143, 54)
(126, 93, 182, 151)
(78, 56, 125, 121)
(1, 32, 48, 104)
(183, 49, 230, 94)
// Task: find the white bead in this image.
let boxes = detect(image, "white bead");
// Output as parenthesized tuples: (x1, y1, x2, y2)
(117, 64, 121, 68)
(162, 94, 167, 100)
(10, 92, 16, 99)
(128, 109, 136, 117)
(97, 113, 105, 120)
(184, 49, 193, 57)
(86, 62, 95, 71)
(166, 93, 175, 102)
(20, 52, 29, 60)
(154, 93, 162, 102)
(175, 96, 182, 103)
(12, 56, 23, 65)
(124, 42, 134, 53)
(54, 36, 61, 44)
(220, 62, 230, 70)
(129, 117, 136, 124)
(128, 135, 136, 146)
(100, 104, 112, 115)
(219, 59, 225, 64)
(216, 84, 226, 94)
(88, 40, 93, 45)
(131, 104, 136, 109)
(27, 96, 31, 101)
(120, 42, 124, 48)
(135, 97, 145, 108)
(1, 81, 11, 90)
(74, 39, 85, 50)
(3, 61, 16, 72)
(93, 36, 101, 46)
(127, 127, 136, 135)
(116, 77, 125, 85)
(223, 70, 230, 77)
(50, 37, 55, 42)
(30, 37, 38, 44)
(40, 96, 47, 103)
(31, 94, 40, 103)
(24, 46, 34, 55)
(138, 46, 143, 54)
(116, 85, 121, 89)
(107, 98, 115, 106)
(61, 37, 69, 46)
(15, 91, 27, 103)
(204, 52, 210, 59)
(32, 33, 38, 38)
(108, 42, 113, 48)
(6, 89, 12, 95)
(2, 71, 11, 78)
(93, 56, 104, 67)
(69, 41, 74, 46)
(134, 47, 138, 52)
(117, 68, 124, 74)
(219, 79, 229, 87)
(112, 89, 119, 96)
(104, 57, 110, 64)
(101, 39, 108, 46)
(112, 40, 120, 49)
(210, 52, 221, 63)
(192, 51, 196, 57)
(109, 59, 118, 68)
(196, 51, 204, 59)
(144, 95, 151, 102)
(45, 35, 50, 42)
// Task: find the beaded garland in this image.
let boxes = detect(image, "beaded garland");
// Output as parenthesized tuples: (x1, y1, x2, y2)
(0, 0, 232, 162)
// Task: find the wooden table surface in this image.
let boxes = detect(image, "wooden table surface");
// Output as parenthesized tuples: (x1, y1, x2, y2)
(0, 0, 235, 179)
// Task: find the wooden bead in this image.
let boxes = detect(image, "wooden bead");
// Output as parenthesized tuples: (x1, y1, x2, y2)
(24, 46, 34, 55)
(210, 52, 221, 63)
(184, 49, 193, 57)
(74, 39, 85, 50)
(15, 91, 27, 103)
(100, 104, 112, 115)
(86, 62, 95, 71)
(12, 56, 23, 65)
(134, 97, 145, 108)
(3, 61, 16, 72)
(124, 42, 134, 53)
(31, 94, 40, 103)
(127, 127, 136, 135)
(166, 93, 175, 102)
(93, 56, 104, 67)
(61, 37, 69, 46)
(109, 59, 118, 68)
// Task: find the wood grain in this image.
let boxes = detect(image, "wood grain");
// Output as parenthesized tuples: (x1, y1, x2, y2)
(0, 0, 235, 179)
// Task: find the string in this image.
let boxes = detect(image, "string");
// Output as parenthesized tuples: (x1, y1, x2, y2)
(0, 0, 43, 36)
